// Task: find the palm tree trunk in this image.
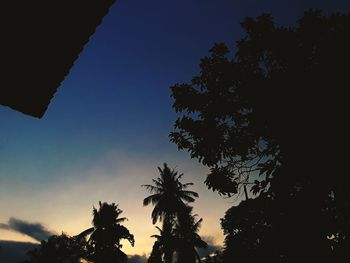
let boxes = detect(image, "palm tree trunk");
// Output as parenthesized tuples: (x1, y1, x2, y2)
(163, 217, 174, 263)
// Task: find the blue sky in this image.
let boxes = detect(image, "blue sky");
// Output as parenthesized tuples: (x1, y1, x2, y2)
(1, 0, 350, 256)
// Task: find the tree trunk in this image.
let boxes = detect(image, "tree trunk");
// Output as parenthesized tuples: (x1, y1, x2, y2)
(163, 217, 174, 263)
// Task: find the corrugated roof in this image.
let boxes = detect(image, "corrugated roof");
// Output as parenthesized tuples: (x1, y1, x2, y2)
(0, 0, 116, 118)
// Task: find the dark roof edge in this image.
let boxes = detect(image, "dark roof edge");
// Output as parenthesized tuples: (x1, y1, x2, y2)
(37, 0, 117, 118)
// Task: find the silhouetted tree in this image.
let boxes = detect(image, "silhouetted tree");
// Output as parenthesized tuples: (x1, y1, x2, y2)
(220, 194, 276, 262)
(174, 206, 207, 263)
(79, 202, 135, 263)
(24, 233, 86, 263)
(143, 163, 198, 263)
(147, 227, 168, 263)
(148, 207, 207, 263)
(170, 10, 350, 262)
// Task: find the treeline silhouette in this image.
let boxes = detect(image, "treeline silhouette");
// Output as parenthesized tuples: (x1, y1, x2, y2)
(23, 164, 209, 263)
(170, 9, 350, 263)
(23, 202, 134, 263)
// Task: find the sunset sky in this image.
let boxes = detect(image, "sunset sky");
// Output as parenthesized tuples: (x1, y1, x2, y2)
(1, 0, 349, 257)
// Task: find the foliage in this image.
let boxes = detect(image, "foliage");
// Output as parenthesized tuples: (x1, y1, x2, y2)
(143, 163, 206, 263)
(174, 206, 207, 263)
(142, 163, 198, 224)
(79, 202, 134, 263)
(220, 194, 276, 262)
(24, 233, 86, 263)
(147, 227, 168, 263)
(170, 10, 350, 262)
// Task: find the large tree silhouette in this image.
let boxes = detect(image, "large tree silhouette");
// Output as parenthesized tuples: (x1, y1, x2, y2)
(143, 163, 199, 263)
(79, 202, 134, 263)
(170, 10, 350, 262)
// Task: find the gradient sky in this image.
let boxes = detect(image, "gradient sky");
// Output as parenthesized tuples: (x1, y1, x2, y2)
(1, 0, 350, 256)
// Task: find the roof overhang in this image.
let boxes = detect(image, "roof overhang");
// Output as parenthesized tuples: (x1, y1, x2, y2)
(0, 0, 116, 118)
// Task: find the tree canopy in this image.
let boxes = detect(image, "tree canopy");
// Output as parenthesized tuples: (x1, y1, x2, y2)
(170, 10, 350, 262)
(143, 164, 207, 263)
(24, 233, 86, 263)
(143, 163, 198, 224)
(79, 202, 134, 263)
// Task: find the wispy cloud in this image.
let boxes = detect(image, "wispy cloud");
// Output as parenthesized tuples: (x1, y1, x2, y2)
(0, 240, 39, 263)
(0, 218, 54, 242)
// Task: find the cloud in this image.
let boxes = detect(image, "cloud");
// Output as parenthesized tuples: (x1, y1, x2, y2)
(196, 235, 222, 259)
(0, 240, 39, 263)
(0, 223, 11, 230)
(0, 218, 54, 242)
(128, 254, 148, 263)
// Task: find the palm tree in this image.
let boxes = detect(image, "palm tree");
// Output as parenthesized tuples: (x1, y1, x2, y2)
(143, 163, 199, 263)
(78, 202, 134, 263)
(174, 206, 207, 263)
(147, 226, 168, 263)
(143, 163, 199, 224)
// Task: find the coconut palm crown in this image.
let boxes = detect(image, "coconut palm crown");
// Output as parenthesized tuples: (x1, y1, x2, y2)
(78, 202, 134, 263)
(142, 163, 199, 224)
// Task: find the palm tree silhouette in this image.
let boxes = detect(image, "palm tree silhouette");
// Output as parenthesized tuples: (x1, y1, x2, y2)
(78, 202, 134, 263)
(143, 163, 198, 263)
(174, 206, 207, 263)
(147, 226, 170, 263)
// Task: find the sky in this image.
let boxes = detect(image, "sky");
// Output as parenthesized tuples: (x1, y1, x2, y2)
(1, 0, 350, 258)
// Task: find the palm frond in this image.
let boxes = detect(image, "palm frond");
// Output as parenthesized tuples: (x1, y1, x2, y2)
(150, 179, 165, 191)
(116, 224, 135, 247)
(142, 184, 159, 193)
(77, 227, 94, 240)
(181, 190, 199, 198)
(116, 217, 127, 223)
(193, 218, 203, 230)
(151, 205, 163, 224)
(177, 172, 184, 180)
(179, 195, 196, 203)
(143, 194, 160, 206)
(182, 182, 194, 189)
